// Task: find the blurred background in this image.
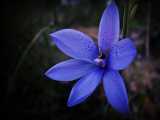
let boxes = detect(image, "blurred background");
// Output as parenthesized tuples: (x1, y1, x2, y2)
(2, 0, 160, 120)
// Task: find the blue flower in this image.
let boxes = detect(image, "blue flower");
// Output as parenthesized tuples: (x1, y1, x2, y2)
(45, 1, 137, 113)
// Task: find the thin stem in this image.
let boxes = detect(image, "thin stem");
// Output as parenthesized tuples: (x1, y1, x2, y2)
(146, 0, 151, 60)
(6, 26, 49, 97)
(121, 1, 129, 38)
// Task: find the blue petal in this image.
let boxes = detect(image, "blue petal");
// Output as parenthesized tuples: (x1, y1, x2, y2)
(103, 70, 129, 113)
(109, 38, 137, 70)
(67, 68, 104, 107)
(50, 29, 99, 62)
(45, 59, 97, 81)
(98, 1, 120, 54)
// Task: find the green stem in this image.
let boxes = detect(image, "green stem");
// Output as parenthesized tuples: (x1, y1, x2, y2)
(7, 26, 49, 96)
(122, 2, 129, 38)
(146, 0, 151, 60)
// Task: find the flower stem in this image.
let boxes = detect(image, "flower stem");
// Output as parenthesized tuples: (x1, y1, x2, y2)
(6, 26, 50, 97)
(121, 1, 129, 38)
(145, 0, 151, 60)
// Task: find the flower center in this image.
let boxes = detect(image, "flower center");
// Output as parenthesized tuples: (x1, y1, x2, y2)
(94, 58, 106, 68)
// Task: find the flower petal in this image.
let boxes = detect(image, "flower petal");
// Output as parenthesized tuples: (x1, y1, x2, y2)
(98, 1, 120, 54)
(109, 38, 137, 70)
(50, 29, 99, 62)
(45, 59, 97, 81)
(67, 68, 103, 107)
(103, 70, 129, 113)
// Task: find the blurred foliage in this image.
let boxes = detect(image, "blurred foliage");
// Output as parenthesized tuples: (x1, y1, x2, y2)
(2, 0, 160, 120)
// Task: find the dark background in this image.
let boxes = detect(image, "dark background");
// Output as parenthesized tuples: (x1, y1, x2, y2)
(2, 0, 160, 120)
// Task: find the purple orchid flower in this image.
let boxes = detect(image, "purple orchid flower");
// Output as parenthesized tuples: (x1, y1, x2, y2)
(45, 1, 137, 113)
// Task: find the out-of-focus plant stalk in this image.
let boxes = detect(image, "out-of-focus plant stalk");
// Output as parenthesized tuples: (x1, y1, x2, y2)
(121, 1, 129, 38)
(121, 0, 138, 38)
(6, 26, 50, 98)
(146, 0, 151, 60)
